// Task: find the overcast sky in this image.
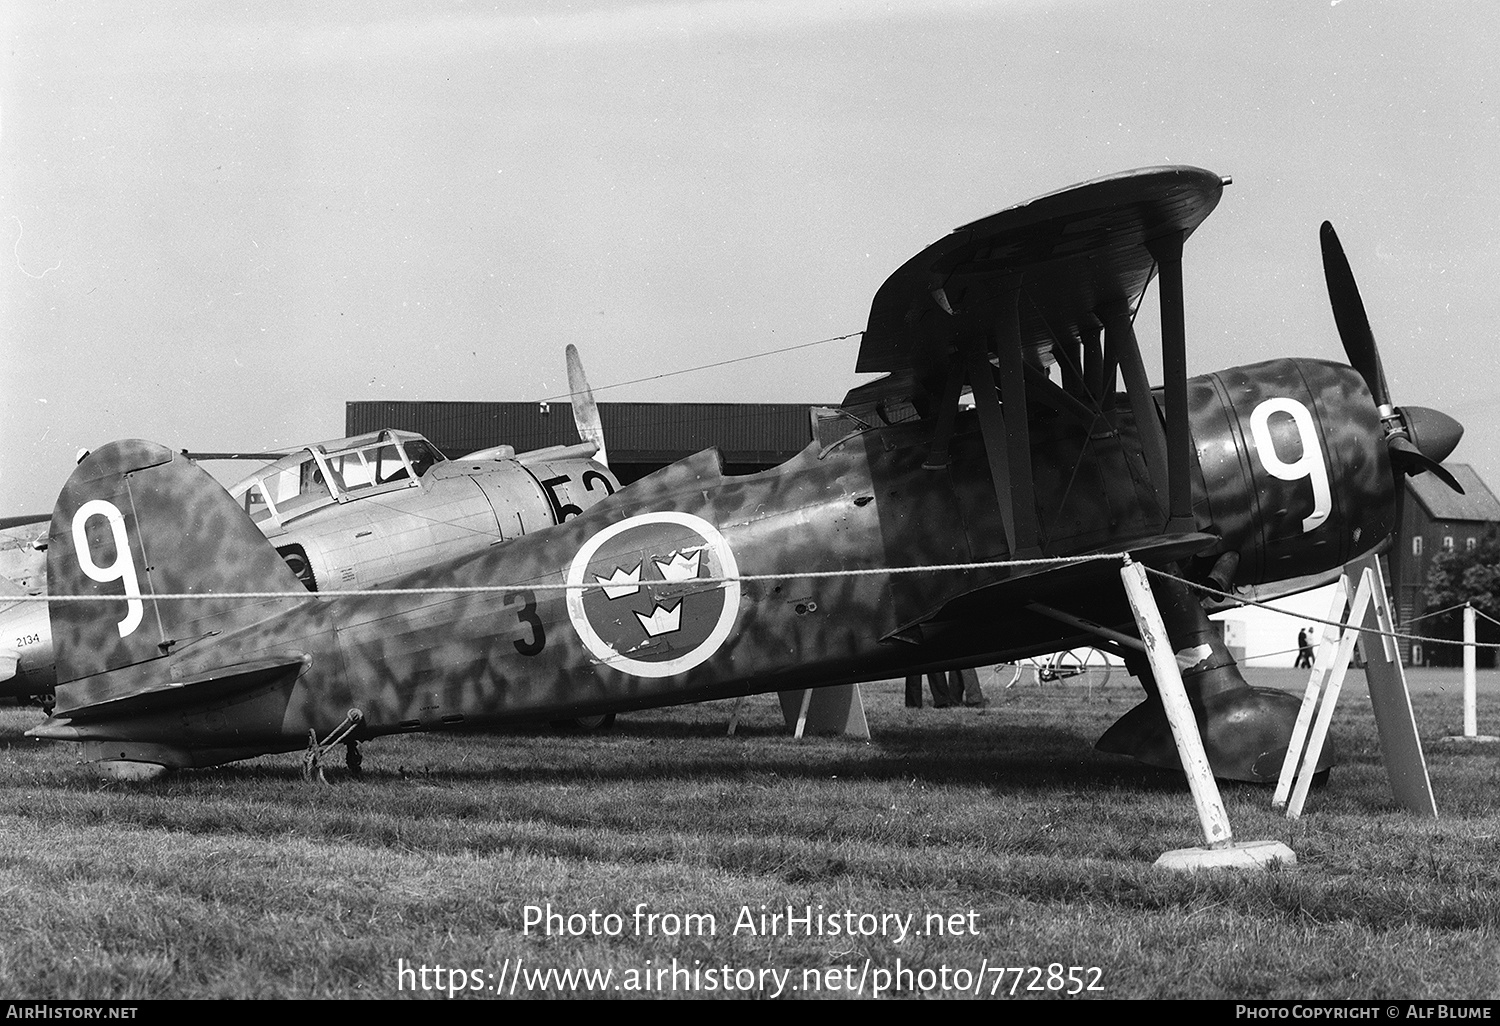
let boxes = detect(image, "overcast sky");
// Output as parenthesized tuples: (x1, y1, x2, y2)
(3, 1, 1497, 517)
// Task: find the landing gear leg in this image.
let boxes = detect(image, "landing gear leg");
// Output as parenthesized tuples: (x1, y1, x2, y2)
(1098, 570, 1328, 783)
(302, 708, 365, 783)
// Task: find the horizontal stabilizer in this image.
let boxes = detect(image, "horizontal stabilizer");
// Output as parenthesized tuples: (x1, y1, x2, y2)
(459, 441, 599, 464)
(28, 654, 307, 730)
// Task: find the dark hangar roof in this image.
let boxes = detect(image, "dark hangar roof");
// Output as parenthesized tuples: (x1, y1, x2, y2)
(346, 401, 828, 465)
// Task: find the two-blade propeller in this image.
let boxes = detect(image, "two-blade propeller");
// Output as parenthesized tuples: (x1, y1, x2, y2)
(566, 343, 607, 468)
(1320, 221, 1464, 493)
(459, 346, 609, 466)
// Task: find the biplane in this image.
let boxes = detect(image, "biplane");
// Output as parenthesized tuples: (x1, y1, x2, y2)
(27, 167, 1463, 783)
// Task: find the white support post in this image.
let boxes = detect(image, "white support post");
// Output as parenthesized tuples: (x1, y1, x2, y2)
(1464, 604, 1477, 737)
(1119, 560, 1294, 870)
(1274, 575, 1351, 809)
(776, 685, 871, 740)
(1358, 553, 1438, 817)
(1284, 570, 1375, 819)
(729, 686, 871, 740)
(1441, 602, 1496, 744)
(1282, 552, 1438, 818)
(792, 688, 813, 739)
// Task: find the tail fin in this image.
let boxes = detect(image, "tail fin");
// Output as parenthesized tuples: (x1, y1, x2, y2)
(47, 440, 308, 696)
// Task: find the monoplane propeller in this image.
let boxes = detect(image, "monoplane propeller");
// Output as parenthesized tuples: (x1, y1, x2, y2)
(565, 343, 607, 468)
(1320, 221, 1464, 493)
(457, 347, 608, 464)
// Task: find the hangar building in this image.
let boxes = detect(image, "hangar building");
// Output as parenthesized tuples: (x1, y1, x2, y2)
(346, 401, 831, 485)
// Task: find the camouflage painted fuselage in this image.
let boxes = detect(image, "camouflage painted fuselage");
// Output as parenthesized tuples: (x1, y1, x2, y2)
(34, 358, 1395, 768)
(0, 436, 621, 700)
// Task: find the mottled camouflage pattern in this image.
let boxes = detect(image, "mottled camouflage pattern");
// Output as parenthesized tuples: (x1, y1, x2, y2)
(0, 440, 618, 696)
(1188, 358, 1393, 582)
(45, 440, 310, 700)
(32, 357, 1398, 769)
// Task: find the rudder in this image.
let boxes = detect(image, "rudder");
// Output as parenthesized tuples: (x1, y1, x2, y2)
(48, 440, 309, 694)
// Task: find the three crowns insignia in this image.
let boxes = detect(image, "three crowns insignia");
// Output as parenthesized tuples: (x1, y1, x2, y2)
(592, 548, 706, 638)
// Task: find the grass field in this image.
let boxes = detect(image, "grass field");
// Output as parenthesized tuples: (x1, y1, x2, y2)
(2, 666, 1498, 1000)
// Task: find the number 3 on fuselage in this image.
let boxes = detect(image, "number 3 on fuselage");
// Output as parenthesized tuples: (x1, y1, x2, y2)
(71, 499, 144, 638)
(1249, 397, 1331, 534)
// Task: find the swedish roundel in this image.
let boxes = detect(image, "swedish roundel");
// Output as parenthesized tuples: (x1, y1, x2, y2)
(565, 512, 741, 678)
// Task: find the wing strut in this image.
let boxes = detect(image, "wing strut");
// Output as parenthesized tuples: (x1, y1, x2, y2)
(992, 279, 1040, 555)
(1102, 302, 1171, 518)
(1081, 321, 1106, 403)
(1147, 230, 1196, 532)
(861, 167, 1227, 547)
(1098, 226, 1195, 537)
(956, 277, 1041, 559)
(921, 361, 966, 470)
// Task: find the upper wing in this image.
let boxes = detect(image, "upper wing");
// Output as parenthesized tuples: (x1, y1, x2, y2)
(854, 165, 1225, 381)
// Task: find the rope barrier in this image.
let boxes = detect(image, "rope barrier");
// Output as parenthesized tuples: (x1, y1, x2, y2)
(10, 548, 1499, 652)
(1140, 565, 1500, 651)
(0, 552, 1132, 602)
(1404, 600, 1474, 624)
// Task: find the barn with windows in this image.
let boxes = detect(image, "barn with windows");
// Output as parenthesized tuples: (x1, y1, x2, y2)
(1386, 464, 1500, 665)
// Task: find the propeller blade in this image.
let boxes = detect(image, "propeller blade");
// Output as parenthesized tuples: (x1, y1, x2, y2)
(1320, 223, 1465, 496)
(1320, 221, 1390, 408)
(1389, 436, 1464, 493)
(566, 344, 607, 468)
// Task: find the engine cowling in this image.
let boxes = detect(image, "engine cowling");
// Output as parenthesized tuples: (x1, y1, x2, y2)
(1187, 357, 1395, 588)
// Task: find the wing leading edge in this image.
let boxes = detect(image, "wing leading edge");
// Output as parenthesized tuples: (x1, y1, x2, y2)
(855, 165, 1226, 380)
